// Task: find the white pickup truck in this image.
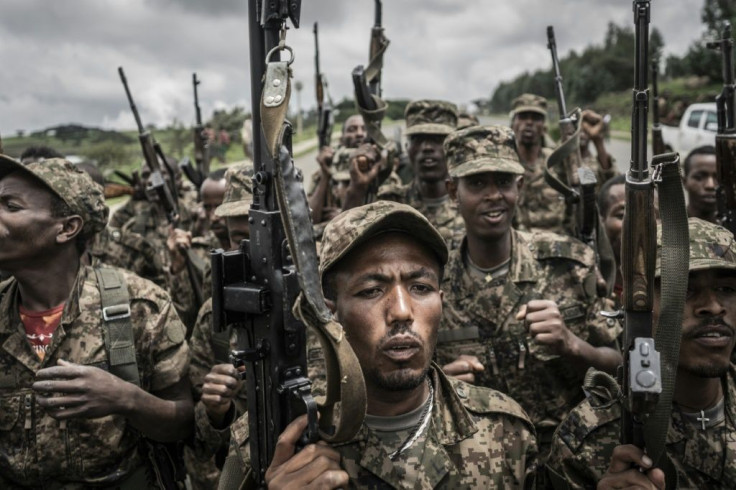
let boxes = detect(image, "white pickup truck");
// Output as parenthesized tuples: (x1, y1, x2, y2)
(661, 102, 718, 155)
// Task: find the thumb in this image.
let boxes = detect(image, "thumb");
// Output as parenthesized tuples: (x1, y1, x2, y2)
(515, 304, 527, 321)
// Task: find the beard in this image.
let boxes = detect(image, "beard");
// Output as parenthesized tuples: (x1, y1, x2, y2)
(365, 364, 430, 392)
(679, 360, 730, 379)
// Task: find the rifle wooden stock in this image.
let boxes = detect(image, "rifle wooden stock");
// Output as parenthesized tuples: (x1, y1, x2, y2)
(104, 183, 135, 199)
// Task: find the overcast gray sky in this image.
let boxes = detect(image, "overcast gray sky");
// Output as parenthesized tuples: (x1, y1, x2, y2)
(0, 0, 706, 135)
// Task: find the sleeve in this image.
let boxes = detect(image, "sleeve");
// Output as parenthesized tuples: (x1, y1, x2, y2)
(188, 300, 216, 399)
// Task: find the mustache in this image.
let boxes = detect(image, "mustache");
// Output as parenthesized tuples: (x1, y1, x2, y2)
(378, 323, 422, 346)
(682, 317, 734, 340)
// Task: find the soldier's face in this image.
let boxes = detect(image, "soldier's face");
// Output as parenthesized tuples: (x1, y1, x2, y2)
(603, 184, 625, 265)
(327, 233, 443, 396)
(654, 270, 736, 378)
(226, 215, 250, 250)
(408, 134, 448, 184)
(0, 173, 64, 271)
(512, 112, 545, 147)
(450, 172, 522, 242)
(683, 154, 718, 213)
(201, 178, 227, 240)
(341, 115, 366, 149)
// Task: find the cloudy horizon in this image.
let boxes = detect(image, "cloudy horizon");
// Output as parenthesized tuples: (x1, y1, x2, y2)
(0, 0, 707, 136)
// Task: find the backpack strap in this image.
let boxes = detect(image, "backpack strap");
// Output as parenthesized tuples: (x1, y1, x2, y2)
(94, 267, 140, 386)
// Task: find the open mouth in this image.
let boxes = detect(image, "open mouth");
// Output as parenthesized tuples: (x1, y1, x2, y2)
(382, 336, 421, 362)
(690, 325, 734, 348)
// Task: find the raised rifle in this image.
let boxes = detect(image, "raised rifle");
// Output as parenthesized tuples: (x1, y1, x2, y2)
(651, 58, 666, 156)
(707, 22, 736, 235)
(212, 2, 365, 487)
(314, 22, 334, 150)
(545, 26, 615, 295)
(619, 2, 689, 474)
(193, 73, 211, 182)
(118, 67, 204, 309)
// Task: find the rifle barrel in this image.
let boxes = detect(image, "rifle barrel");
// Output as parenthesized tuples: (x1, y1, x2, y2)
(193, 73, 202, 125)
(547, 26, 567, 118)
(118, 67, 145, 133)
(374, 0, 382, 27)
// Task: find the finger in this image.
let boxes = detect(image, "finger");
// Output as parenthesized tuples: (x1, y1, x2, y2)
(47, 405, 88, 420)
(210, 363, 239, 376)
(524, 299, 555, 313)
(35, 366, 84, 380)
(202, 382, 236, 398)
(647, 468, 666, 490)
(270, 414, 309, 467)
(599, 469, 660, 489)
(203, 373, 240, 390)
(608, 444, 652, 474)
(459, 355, 485, 371)
(36, 394, 86, 409)
(307, 469, 350, 489)
(32, 379, 87, 394)
(453, 373, 476, 384)
(524, 307, 561, 325)
(442, 360, 472, 376)
(279, 445, 342, 481)
(201, 393, 232, 407)
(515, 304, 527, 321)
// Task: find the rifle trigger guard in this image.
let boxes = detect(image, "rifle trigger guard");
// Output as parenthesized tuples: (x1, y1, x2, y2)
(266, 44, 294, 66)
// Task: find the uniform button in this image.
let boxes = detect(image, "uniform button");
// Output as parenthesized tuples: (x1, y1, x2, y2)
(456, 385, 467, 398)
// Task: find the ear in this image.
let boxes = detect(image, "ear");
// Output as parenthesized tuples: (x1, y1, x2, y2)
(325, 298, 337, 316)
(446, 178, 458, 201)
(56, 215, 84, 245)
(516, 175, 524, 192)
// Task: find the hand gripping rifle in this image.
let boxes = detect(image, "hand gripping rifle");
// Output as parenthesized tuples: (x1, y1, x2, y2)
(545, 26, 616, 296)
(619, 2, 689, 479)
(707, 22, 736, 235)
(212, 2, 366, 487)
(118, 67, 204, 309)
(314, 22, 334, 151)
(651, 58, 666, 156)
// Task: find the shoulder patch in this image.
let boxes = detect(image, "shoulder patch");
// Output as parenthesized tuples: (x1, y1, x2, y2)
(449, 377, 530, 423)
(530, 231, 595, 266)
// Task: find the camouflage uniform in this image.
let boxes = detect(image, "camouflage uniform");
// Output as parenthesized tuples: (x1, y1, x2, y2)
(0, 158, 189, 488)
(436, 127, 620, 457)
(509, 94, 567, 235)
(377, 100, 465, 249)
(546, 218, 736, 489)
(230, 364, 538, 489)
(582, 153, 619, 191)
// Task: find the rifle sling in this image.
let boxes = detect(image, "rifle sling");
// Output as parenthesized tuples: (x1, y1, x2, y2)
(644, 154, 689, 473)
(544, 117, 581, 203)
(260, 67, 367, 445)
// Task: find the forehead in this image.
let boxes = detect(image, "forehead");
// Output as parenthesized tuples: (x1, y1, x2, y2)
(334, 232, 441, 278)
(606, 183, 626, 203)
(344, 115, 364, 128)
(689, 154, 717, 169)
(0, 171, 55, 200)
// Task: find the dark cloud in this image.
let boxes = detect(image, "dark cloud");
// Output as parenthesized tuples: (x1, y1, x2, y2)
(0, 0, 707, 135)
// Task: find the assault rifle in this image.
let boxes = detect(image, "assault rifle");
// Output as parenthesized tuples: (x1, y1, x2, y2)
(707, 22, 736, 235)
(314, 22, 334, 150)
(212, 1, 366, 487)
(118, 67, 204, 309)
(179, 73, 211, 191)
(546, 26, 614, 294)
(651, 59, 666, 156)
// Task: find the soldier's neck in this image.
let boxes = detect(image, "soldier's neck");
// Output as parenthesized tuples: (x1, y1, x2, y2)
(415, 177, 448, 200)
(465, 230, 512, 270)
(687, 202, 718, 223)
(517, 143, 542, 167)
(366, 377, 430, 417)
(674, 369, 724, 411)
(14, 253, 80, 312)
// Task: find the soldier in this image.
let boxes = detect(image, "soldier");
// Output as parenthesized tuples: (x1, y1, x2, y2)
(308, 114, 366, 225)
(0, 156, 192, 488)
(19, 145, 64, 164)
(579, 109, 619, 188)
(598, 174, 626, 306)
(344, 100, 466, 249)
(682, 145, 718, 223)
(436, 126, 621, 462)
(192, 167, 229, 249)
(546, 218, 736, 490)
(510, 93, 567, 234)
(457, 112, 480, 130)
(226, 201, 538, 489)
(185, 165, 252, 490)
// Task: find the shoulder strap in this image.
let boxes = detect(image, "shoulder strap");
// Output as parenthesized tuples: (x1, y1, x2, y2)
(94, 267, 141, 386)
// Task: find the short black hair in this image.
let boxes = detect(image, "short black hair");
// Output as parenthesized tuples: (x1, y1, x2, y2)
(683, 145, 716, 176)
(20, 145, 64, 163)
(597, 174, 626, 217)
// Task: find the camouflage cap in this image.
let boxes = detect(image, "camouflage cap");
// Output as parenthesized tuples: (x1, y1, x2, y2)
(319, 201, 448, 280)
(0, 155, 108, 238)
(404, 100, 458, 136)
(457, 112, 480, 130)
(509, 93, 548, 119)
(214, 164, 254, 217)
(445, 125, 525, 178)
(655, 218, 736, 277)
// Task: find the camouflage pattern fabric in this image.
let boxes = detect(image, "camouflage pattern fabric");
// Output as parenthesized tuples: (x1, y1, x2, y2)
(0, 265, 188, 488)
(456, 113, 480, 131)
(581, 153, 619, 192)
(0, 156, 108, 239)
(656, 217, 736, 276)
(88, 225, 168, 289)
(376, 182, 465, 250)
(444, 125, 525, 178)
(515, 146, 569, 235)
(306, 146, 353, 198)
(213, 165, 253, 218)
(229, 365, 538, 489)
(404, 100, 458, 136)
(510, 94, 548, 118)
(546, 365, 736, 489)
(436, 229, 620, 455)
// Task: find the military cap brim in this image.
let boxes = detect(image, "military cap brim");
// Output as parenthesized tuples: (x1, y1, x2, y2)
(450, 157, 526, 179)
(0, 154, 59, 198)
(405, 123, 456, 136)
(214, 198, 253, 218)
(509, 105, 547, 118)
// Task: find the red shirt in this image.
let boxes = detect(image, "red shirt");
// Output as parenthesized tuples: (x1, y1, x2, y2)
(20, 303, 65, 361)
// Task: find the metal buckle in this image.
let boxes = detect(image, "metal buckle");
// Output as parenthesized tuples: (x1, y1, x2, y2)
(102, 305, 131, 322)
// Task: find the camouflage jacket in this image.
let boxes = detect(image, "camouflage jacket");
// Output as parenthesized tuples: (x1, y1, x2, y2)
(436, 230, 620, 434)
(515, 147, 569, 235)
(581, 153, 619, 191)
(376, 181, 465, 250)
(0, 265, 189, 488)
(229, 365, 538, 489)
(88, 225, 167, 289)
(546, 366, 736, 489)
